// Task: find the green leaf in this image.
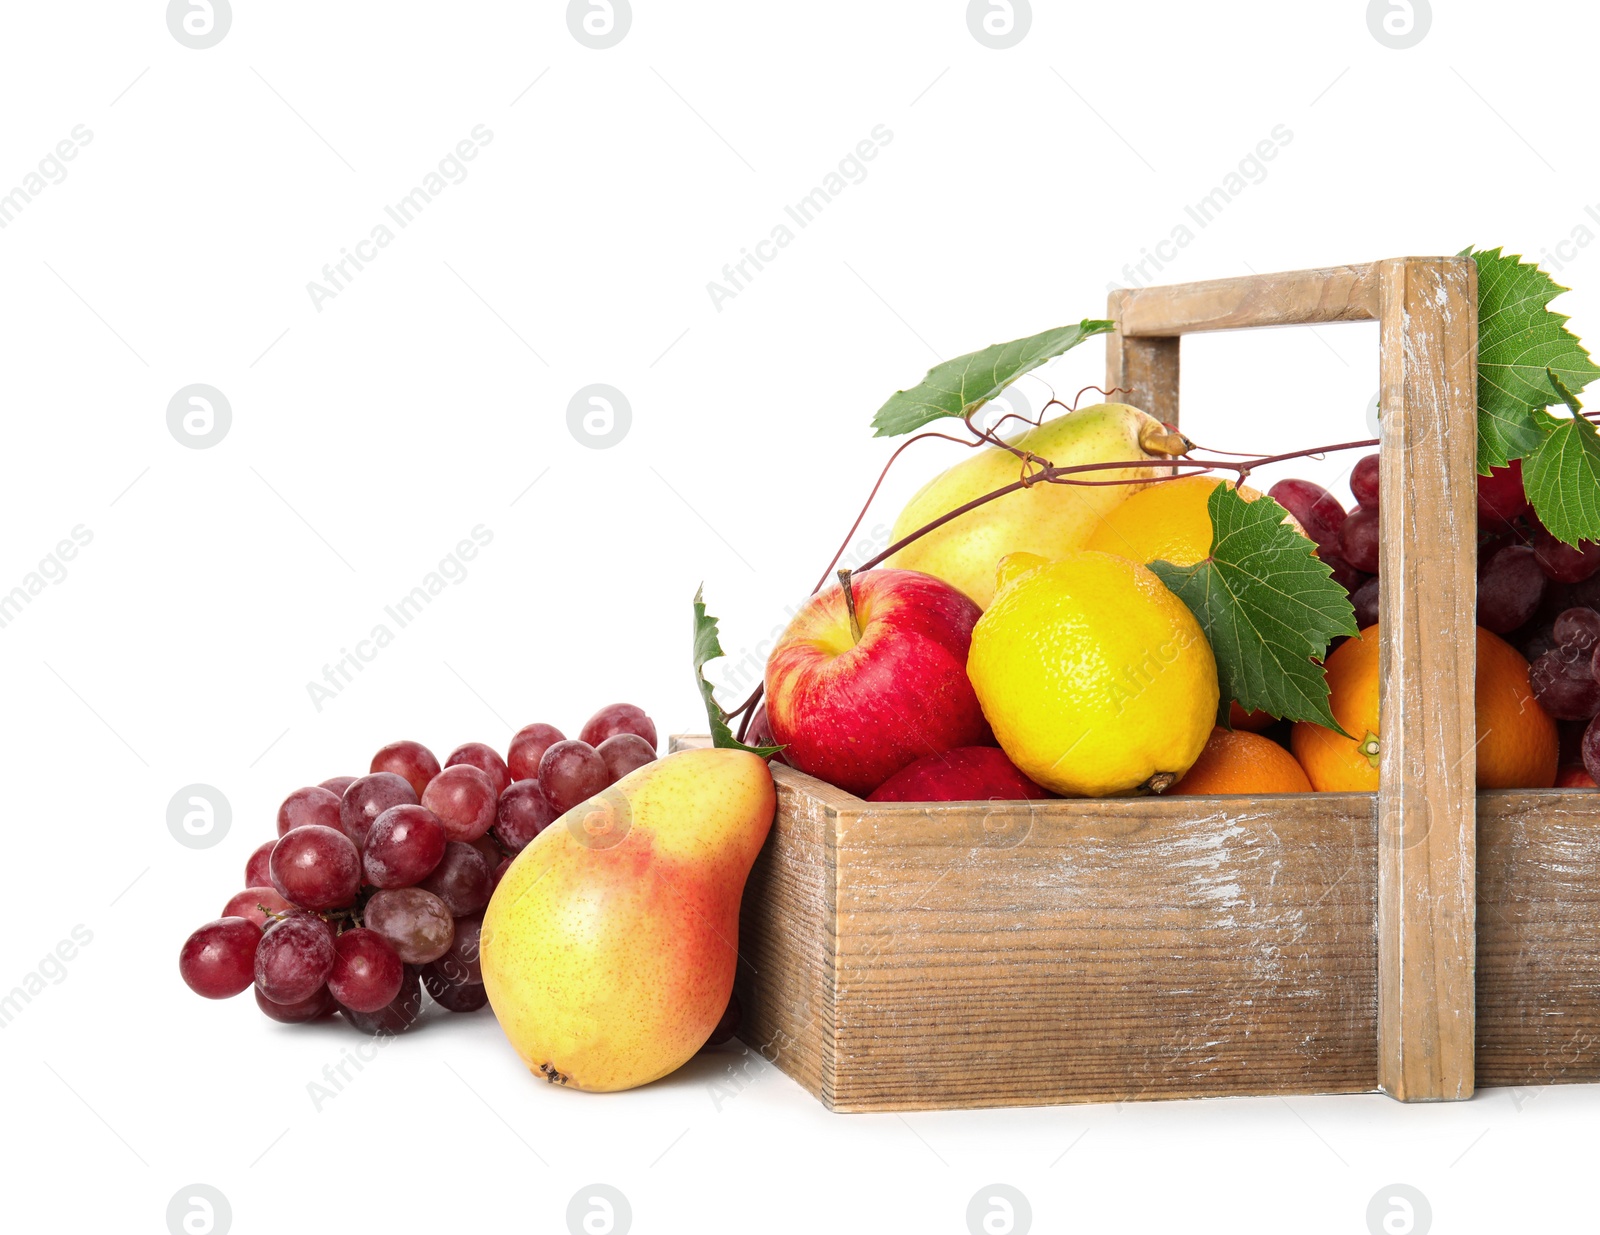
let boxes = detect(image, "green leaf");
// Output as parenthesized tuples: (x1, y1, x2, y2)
(1468, 246, 1600, 469)
(692, 587, 783, 757)
(1148, 487, 1359, 733)
(870, 320, 1115, 438)
(1522, 378, 1600, 547)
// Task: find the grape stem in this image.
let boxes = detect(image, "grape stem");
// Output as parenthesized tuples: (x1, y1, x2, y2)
(726, 417, 1383, 734)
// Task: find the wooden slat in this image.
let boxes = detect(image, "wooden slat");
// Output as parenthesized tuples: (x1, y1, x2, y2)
(1477, 791, 1600, 1088)
(1115, 264, 1379, 337)
(740, 775, 1380, 1112)
(1105, 291, 1181, 427)
(1374, 255, 1480, 1101)
(733, 764, 840, 1100)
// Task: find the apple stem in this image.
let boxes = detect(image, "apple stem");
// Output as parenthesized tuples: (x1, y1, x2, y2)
(837, 569, 863, 644)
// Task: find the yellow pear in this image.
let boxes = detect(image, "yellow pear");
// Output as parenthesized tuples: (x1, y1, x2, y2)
(887, 403, 1188, 607)
(480, 748, 775, 1092)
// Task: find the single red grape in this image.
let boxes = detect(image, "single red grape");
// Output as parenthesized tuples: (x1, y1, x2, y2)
(254, 914, 335, 1005)
(276, 786, 342, 838)
(1583, 714, 1600, 785)
(340, 966, 424, 1034)
(421, 966, 489, 1013)
(1324, 556, 1371, 597)
(364, 888, 454, 964)
(370, 740, 441, 798)
(1350, 576, 1380, 629)
(363, 805, 446, 888)
(1349, 453, 1380, 509)
(327, 928, 405, 1013)
(244, 840, 276, 888)
(417, 841, 492, 916)
(1338, 506, 1381, 574)
(255, 983, 334, 1024)
(180, 918, 262, 999)
(507, 723, 565, 781)
(269, 825, 362, 910)
(469, 833, 503, 868)
(339, 771, 417, 849)
(441, 915, 483, 984)
(1478, 460, 1530, 525)
(320, 775, 358, 798)
(1268, 478, 1347, 556)
(222, 887, 293, 929)
(1555, 607, 1600, 659)
(420, 764, 498, 842)
(539, 740, 609, 813)
(445, 742, 512, 798)
(495, 780, 557, 851)
(1534, 524, 1600, 584)
(579, 703, 658, 751)
(1479, 544, 1548, 633)
(596, 733, 656, 784)
(1531, 651, 1600, 720)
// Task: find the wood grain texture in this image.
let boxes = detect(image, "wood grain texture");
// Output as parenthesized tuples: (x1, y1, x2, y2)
(1477, 791, 1600, 1088)
(1105, 290, 1180, 426)
(1115, 264, 1379, 337)
(730, 764, 837, 1100)
(683, 742, 1600, 1108)
(743, 770, 1380, 1112)
(1375, 256, 1480, 1101)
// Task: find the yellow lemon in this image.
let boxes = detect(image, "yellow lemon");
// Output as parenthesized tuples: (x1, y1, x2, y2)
(1084, 475, 1277, 567)
(967, 550, 1218, 796)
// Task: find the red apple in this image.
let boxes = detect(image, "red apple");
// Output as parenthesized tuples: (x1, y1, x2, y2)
(867, 746, 1051, 803)
(1556, 764, 1598, 789)
(764, 568, 991, 796)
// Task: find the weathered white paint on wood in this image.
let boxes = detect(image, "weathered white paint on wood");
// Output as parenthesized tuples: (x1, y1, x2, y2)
(1375, 256, 1480, 1101)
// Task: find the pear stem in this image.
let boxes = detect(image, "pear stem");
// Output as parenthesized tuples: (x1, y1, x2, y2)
(837, 569, 863, 644)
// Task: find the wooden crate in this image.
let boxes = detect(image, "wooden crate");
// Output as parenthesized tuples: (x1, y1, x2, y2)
(692, 258, 1600, 1112)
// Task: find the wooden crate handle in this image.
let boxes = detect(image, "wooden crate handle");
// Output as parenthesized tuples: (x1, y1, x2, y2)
(1106, 258, 1479, 1102)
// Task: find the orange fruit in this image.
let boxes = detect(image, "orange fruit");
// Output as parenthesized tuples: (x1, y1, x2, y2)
(1169, 727, 1312, 794)
(1228, 701, 1276, 732)
(1290, 624, 1558, 792)
(1477, 629, 1560, 789)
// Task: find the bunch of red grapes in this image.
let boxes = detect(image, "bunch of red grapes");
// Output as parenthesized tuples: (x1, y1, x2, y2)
(178, 704, 661, 1033)
(1271, 456, 1600, 786)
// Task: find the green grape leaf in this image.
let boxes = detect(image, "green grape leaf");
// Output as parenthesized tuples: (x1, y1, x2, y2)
(692, 587, 783, 757)
(870, 319, 1115, 438)
(1148, 487, 1358, 733)
(1468, 246, 1600, 470)
(1522, 373, 1600, 547)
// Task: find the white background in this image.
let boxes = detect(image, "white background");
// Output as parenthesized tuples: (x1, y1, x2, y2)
(2, 1, 1595, 1232)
